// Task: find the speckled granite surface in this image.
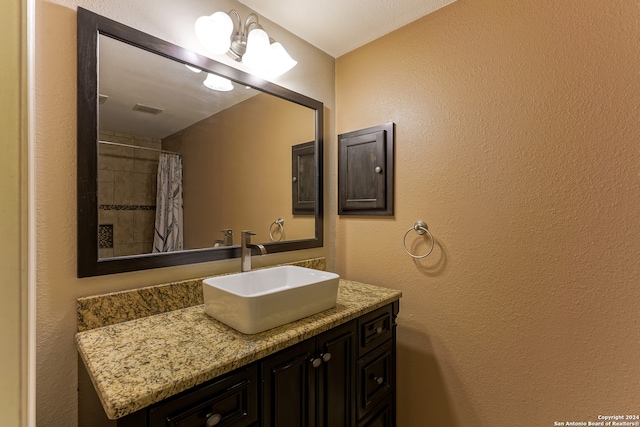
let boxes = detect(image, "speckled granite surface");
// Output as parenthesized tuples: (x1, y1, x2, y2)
(76, 278, 401, 420)
(77, 258, 326, 332)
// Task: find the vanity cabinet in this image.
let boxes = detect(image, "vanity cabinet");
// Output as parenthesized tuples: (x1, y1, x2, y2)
(261, 303, 397, 427)
(261, 321, 357, 427)
(78, 302, 398, 427)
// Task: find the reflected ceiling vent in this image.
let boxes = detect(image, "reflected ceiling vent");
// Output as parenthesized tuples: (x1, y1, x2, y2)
(132, 103, 164, 115)
(98, 94, 109, 104)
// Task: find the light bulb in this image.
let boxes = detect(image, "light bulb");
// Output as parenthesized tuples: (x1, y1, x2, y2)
(242, 28, 271, 71)
(269, 42, 297, 77)
(195, 11, 233, 55)
(203, 73, 234, 91)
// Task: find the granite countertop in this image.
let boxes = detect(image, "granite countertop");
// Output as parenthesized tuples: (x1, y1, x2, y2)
(76, 279, 402, 420)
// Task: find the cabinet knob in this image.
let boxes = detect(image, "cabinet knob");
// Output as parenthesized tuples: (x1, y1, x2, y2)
(375, 166, 383, 174)
(372, 376, 384, 385)
(321, 352, 332, 362)
(205, 413, 222, 427)
(376, 326, 384, 334)
(311, 357, 322, 368)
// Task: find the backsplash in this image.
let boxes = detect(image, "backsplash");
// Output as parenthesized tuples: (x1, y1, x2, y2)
(77, 257, 326, 332)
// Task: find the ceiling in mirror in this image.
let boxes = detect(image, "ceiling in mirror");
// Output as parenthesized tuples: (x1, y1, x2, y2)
(77, 7, 323, 277)
(98, 35, 258, 139)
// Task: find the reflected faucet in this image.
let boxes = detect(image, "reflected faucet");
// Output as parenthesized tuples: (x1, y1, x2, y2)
(241, 230, 266, 272)
(214, 229, 234, 247)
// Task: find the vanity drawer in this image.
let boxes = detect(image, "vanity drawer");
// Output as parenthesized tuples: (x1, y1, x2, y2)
(356, 341, 393, 420)
(149, 364, 258, 427)
(358, 305, 393, 357)
(357, 395, 394, 427)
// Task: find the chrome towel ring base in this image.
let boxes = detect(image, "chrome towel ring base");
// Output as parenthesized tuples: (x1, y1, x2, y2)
(403, 220, 435, 259)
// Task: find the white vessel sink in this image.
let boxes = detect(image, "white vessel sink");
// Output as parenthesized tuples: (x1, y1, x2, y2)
(203, 266, 340, 334)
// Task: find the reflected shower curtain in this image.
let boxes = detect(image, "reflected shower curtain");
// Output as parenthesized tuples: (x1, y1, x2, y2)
(153, 153, 184, 253)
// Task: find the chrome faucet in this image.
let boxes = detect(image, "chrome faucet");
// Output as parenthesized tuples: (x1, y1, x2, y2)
(214, 229, 234, 247)
(241, 230, 266, 272)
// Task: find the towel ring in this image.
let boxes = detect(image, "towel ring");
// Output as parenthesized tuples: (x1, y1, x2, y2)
(269, 218, 285, 242)
(403, 220, 435, 259)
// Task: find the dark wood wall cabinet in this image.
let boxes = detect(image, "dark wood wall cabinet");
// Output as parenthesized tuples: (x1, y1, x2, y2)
(338, 123, 394, 216)
(79, 302, 399, 427)
(292, 141, 316, 215)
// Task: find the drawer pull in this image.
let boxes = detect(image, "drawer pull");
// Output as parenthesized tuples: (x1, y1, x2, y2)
(367, 325, 385, 334)
(371, 375, 384, 385)
(322, 352, 332, 363)
(205, 413, 222, 427)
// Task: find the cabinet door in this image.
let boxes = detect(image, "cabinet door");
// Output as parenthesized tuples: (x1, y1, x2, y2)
(261, 339, 316, 427)
(315, 322, 357, 427)
(292, 141, 315, 214)
(338, 123, 394, 216)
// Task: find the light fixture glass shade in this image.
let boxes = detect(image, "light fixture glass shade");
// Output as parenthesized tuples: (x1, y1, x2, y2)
(203, 73, 234, 91)
(269, 42, 297, 77)
(244, 40, 297, 79)
(195, 11, 233, 55)
(242, 28, 271, 71)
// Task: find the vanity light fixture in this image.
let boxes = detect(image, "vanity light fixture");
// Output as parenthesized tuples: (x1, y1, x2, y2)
(195, 10, 297, 79)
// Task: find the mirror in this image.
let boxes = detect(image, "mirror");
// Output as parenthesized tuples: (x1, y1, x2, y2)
(77, 8, 324, 277)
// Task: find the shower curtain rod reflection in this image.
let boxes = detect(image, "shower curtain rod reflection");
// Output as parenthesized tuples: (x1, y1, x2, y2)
(98, 140, 181, 155)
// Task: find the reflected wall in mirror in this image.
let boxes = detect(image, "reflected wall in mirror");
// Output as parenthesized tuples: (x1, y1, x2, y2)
(78, 8, 323, 277)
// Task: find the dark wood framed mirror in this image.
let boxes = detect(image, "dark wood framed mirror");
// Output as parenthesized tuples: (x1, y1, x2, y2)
(77, 7, 323, 277)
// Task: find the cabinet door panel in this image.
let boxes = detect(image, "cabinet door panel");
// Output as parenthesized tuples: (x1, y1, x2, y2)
(338, 123, 394, 216)
(316, 322, 356, 427)
(261, 340, 315, 427)
(292, 141, 315, 214)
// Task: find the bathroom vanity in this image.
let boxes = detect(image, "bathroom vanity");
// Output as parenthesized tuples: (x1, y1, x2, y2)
(77, 274, 401, 427)
(74, 8, 400, 426)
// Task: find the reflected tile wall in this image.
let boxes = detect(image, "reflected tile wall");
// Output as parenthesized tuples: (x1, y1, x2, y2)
(98, 130, 160, 257)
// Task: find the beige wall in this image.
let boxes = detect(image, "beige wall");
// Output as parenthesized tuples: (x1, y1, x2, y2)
(2, 0, 30, 425)
(336, 0, 640, 425)
(182, 92, 316, 248)
(34, 0, 335, 425)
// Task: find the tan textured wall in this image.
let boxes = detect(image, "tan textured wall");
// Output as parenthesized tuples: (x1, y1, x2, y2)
(182, 92, 315, 248)
(336, 0, 640, 425)
(1, 0, 29, 425)
(34, 0, 335, 425)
